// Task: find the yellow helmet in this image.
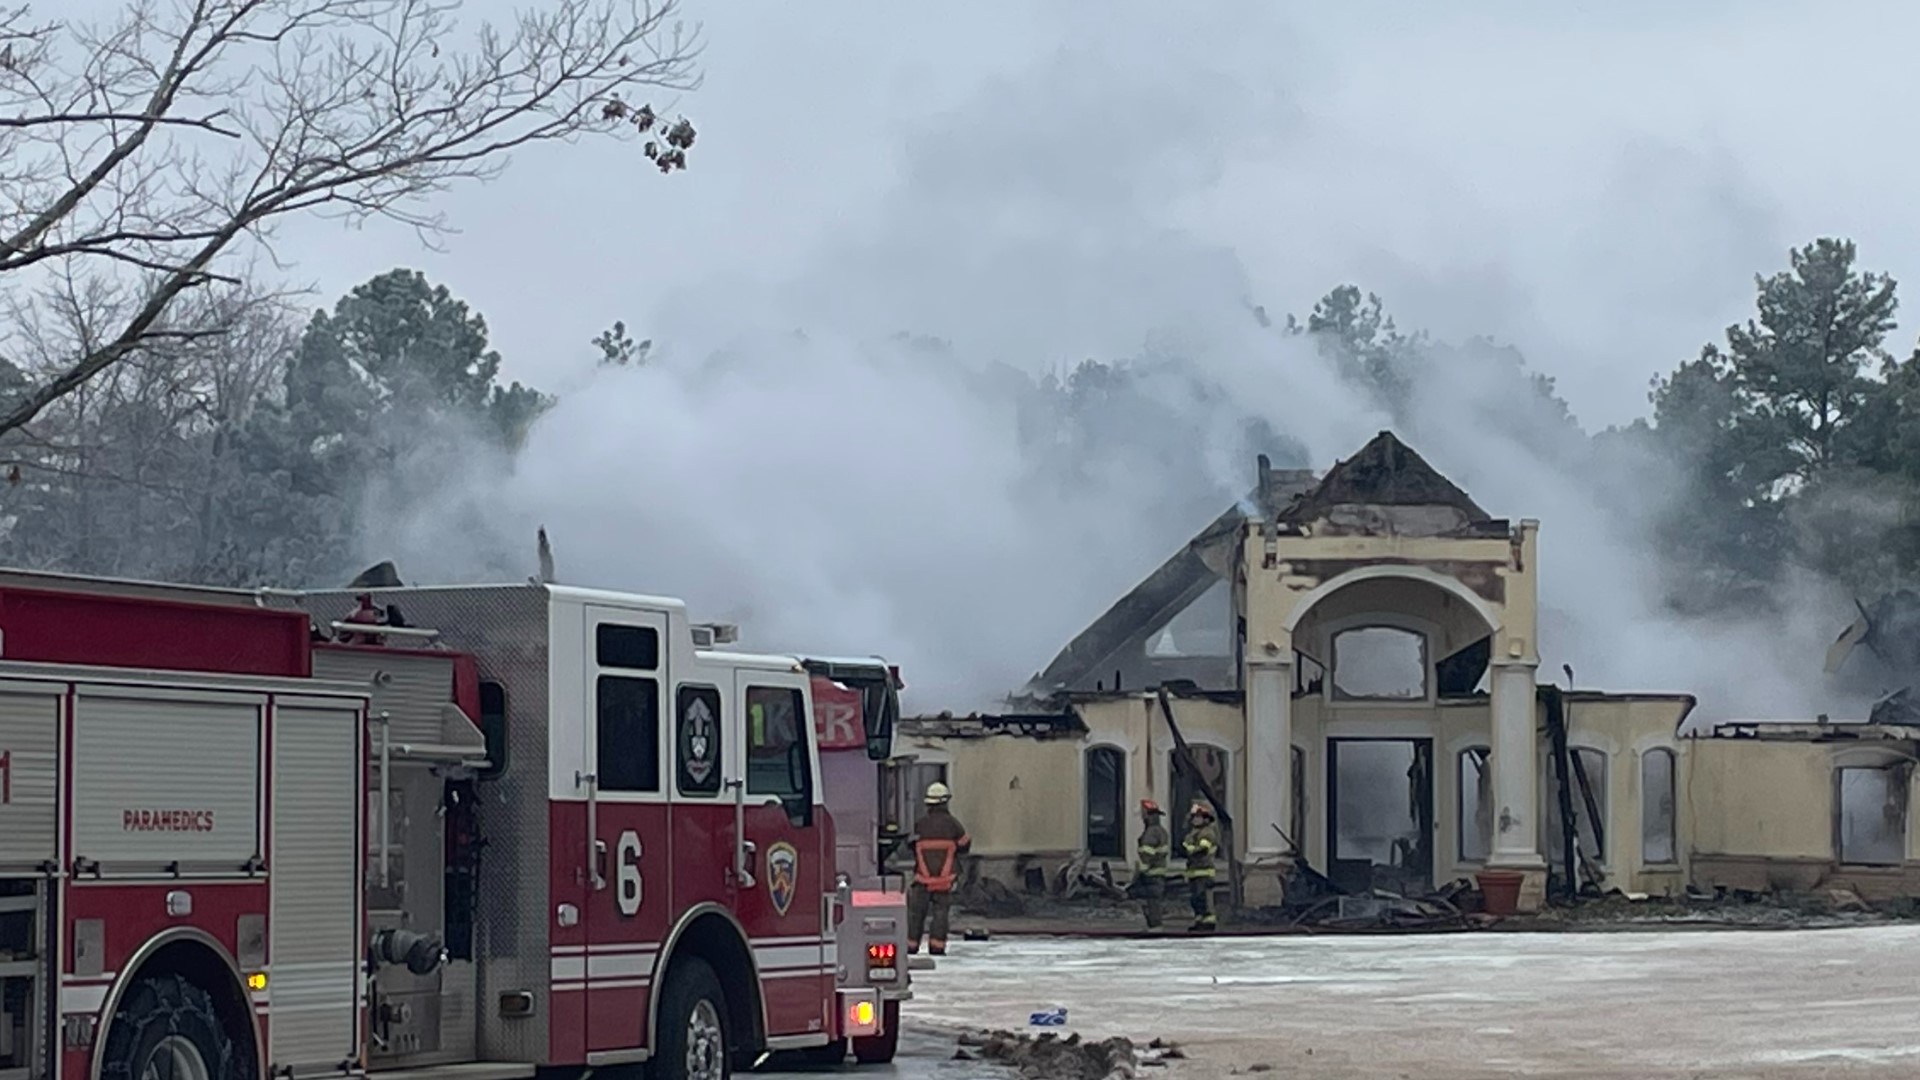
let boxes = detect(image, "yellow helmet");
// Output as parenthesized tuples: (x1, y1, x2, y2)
(924, 781, 952, 804)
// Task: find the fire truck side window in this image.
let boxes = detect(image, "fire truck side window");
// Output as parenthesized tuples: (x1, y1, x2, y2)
(745, 686, 809, 799)
(479, 680, 509, 780)
(597, 675, 660, 792)
(675, 685, 723, 796)
(597, 624, 660, 669)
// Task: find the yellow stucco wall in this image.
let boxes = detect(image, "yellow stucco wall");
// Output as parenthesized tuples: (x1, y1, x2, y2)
(1686, 737, 1920, 866)
(1685, 741, 1833, 860)
(907, 691, 1694, 897)
(893, 732, 1086, 856)
(1240, 522, 1539, 669)
(1078, 695, 1247, 866)
(1559, 696, 1692, 895)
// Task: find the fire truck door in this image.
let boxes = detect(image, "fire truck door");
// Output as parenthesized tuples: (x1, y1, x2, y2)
(732, 673, 831, 1039)
(579, 606, 672, 1056)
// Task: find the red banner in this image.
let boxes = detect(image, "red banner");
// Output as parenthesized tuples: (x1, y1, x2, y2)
(811, 676, 866, 750)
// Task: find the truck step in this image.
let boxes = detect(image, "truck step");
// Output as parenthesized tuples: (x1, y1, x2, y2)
(367, 1063, 536, 1080)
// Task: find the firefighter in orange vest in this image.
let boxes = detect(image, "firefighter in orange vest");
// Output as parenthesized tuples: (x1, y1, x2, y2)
(907, 781, 970, 955)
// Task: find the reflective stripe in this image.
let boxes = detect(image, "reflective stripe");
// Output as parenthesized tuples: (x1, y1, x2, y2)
(914, 838, 960, 889)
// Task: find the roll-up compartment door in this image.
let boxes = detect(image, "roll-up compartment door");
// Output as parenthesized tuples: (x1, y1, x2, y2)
(0, 687, 60, 871)
(268, 701, 362, 1076)
(69, 692, 261, 873)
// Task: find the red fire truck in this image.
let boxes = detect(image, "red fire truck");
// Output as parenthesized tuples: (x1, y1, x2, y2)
(0, 573, 913, 1080)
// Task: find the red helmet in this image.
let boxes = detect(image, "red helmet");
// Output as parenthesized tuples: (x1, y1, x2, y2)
(1140, 798, 1161, 814)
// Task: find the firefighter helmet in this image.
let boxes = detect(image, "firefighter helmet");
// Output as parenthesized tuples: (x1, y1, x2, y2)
(924, 781, 952, 804)
(1140, 798, 1162, 815)
(1189, 799, 1214, 819)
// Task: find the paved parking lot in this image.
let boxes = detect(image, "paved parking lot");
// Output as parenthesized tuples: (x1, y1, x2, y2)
(889, 925, 1920, 1078)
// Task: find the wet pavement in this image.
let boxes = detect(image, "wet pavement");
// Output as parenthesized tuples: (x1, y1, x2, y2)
(756, 1026, 1014, 1080)
(882, 925, 1920, 1078)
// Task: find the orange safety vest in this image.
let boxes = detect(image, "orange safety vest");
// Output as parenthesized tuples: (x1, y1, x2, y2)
(912, 834, 969, 890)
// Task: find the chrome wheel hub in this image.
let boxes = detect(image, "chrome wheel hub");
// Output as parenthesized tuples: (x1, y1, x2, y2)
(140, 1035, 211, 1080)
(685, 998, 725, 1080)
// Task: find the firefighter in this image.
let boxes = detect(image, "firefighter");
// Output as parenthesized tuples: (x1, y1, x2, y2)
(1133, 799, 1171, 930)
(907, 781, 970, 955)
(1181, 798, 1220, 932)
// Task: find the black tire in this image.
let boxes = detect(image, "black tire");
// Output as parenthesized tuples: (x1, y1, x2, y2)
(850, 1000, 900, 1065)
(100, 974, 251, 1080)
(798, 1039, 847, 1066)
(650, 957, 732, 1080)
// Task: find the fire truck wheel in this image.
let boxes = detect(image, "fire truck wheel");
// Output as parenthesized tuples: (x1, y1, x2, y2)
(652, 957, 731, 1080)
(101, 975, 248, 1080)
(849, 1000, 900, 1065)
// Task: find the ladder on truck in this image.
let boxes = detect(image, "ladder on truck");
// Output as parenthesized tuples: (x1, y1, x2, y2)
(0, 877, 51, 1080)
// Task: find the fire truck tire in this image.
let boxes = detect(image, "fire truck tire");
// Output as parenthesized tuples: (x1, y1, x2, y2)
(849, 1000, 900, 1065)
(651, 957, 731, 1080)
(798, 1039, 847, 1065)
(100, 974, 251, 1080)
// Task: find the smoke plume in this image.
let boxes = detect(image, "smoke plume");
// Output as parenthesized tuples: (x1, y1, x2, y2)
(362, 4, 1889, 722)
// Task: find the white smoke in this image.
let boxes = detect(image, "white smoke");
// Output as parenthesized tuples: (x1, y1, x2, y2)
(359, 3, 1892, 722)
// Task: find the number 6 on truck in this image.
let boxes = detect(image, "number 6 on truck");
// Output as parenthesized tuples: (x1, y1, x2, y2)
(615, 829, 642, 915)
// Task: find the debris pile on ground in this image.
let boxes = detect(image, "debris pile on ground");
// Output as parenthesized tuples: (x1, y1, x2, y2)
(957, 876, 1028, 917)
(1515, 888, 1903, 930)
(1283, 891, 1480, 932)
(955, 1028, 1183, 1080)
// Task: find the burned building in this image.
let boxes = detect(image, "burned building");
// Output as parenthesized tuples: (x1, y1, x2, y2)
(894, 432, 1698, 911)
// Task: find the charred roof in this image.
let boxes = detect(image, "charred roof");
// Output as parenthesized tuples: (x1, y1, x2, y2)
(1275, 430, 1494, 527)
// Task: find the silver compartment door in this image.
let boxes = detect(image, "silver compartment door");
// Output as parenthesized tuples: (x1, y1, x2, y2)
(0, 685, 61, 872)
(269, 700, 363, 1076)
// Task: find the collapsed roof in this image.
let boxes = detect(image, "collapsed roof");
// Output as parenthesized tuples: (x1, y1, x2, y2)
(1020, 431, 1499, 701)
(1826, 589, 1920, 726)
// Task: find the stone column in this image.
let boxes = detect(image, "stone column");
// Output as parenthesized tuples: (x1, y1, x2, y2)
(1487, 660, 1545, 894)
(1241, 660, 1293, 906)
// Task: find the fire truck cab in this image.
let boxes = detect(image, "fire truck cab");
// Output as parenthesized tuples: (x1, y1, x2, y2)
(0, 574, 910, 1080)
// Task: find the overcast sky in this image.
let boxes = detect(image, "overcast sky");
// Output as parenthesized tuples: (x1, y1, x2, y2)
(271, 0, 1920, 432)
(60, 0, 1895, 712)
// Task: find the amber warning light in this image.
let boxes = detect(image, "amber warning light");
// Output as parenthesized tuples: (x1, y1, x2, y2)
(845, 998, 878, 1037)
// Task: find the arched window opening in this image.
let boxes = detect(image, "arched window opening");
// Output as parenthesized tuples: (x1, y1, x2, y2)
(1290, 745, 1306, 853)
(1640, 748, 1677, 865)
(1170, 744, 1230, 850)
(1547, 747, 1609, 870)
(1085, 746, 1127, 859)
(1331, 626, 1428, 701)
(1459, 746, 1492, 863)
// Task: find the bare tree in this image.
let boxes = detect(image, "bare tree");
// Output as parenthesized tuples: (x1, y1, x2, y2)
(0, 0, 700, 436)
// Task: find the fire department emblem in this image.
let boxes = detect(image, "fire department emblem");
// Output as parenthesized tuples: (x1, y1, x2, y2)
(766, 842, 799, 916)
(681, 696, 717, 786)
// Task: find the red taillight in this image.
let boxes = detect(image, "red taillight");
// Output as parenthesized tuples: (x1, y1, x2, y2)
(866, 943, 896, 962)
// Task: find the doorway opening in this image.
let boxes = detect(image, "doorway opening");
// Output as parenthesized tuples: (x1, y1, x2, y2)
(1326, 738, 1434, 895)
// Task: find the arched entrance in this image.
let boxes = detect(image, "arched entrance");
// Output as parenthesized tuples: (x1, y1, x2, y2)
(1244, 565, 1542, 896)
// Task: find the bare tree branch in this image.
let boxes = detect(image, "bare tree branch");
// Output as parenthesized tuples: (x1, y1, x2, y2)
(0, 0, 702, 435)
